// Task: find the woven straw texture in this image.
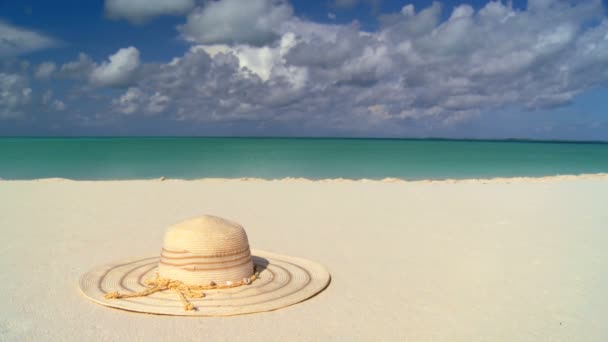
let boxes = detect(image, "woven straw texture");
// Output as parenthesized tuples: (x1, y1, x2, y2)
(158, 216, 255, 285)
(79, 249, 330, 316)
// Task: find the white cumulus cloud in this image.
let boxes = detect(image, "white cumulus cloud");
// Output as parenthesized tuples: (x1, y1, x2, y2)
(0, 72, 32, 118)
(58, 53, 96, 80)
(179, 0, 293, 46)
(113, 87, 170, 114)
(35, 62, 57, 79)
(90, 47, 141, 87)
(41, 90, 67, 112)
(52, 100, 66, 111)
(105, 0, 195, 23)
(196, 32, 306, 87)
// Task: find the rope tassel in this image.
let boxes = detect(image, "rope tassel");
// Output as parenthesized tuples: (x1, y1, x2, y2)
(104, 268, 260, 311)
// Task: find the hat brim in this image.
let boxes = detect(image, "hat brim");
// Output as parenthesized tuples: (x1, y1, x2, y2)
(79, 249, 330, 316)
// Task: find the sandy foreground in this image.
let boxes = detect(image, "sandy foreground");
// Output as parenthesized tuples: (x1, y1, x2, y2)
(1, 176, 608, 341)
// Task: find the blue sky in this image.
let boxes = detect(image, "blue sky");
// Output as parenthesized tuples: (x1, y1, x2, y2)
(1, 0, 607, 139)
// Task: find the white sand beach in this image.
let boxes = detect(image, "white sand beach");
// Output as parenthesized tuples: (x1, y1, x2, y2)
(1, 176, 608, 341)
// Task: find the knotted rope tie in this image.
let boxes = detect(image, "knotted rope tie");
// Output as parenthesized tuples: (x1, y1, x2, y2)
(104, 268, 260, 311)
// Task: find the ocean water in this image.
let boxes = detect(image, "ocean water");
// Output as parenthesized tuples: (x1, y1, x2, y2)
(1, 137, 607, 180)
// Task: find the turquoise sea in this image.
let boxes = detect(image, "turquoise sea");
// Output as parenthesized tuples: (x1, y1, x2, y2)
(1, 137, 607, 180)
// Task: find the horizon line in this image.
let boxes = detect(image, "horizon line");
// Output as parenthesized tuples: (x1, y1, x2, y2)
(0, 136, 607, 144)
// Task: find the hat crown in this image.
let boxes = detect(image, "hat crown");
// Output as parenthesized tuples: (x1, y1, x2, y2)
(162, 215, 249, 255)
(158, 215, 254, 285)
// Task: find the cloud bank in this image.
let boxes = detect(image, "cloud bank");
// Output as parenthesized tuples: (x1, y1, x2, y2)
(107, 0, 608, 133)
(3, 0, 608, 139)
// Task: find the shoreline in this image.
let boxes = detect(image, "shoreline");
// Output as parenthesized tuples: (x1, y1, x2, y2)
(2, 172, 608, 184)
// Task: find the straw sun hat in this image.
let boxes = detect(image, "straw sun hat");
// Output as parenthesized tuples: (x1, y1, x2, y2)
(79, 215, 330, 316)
